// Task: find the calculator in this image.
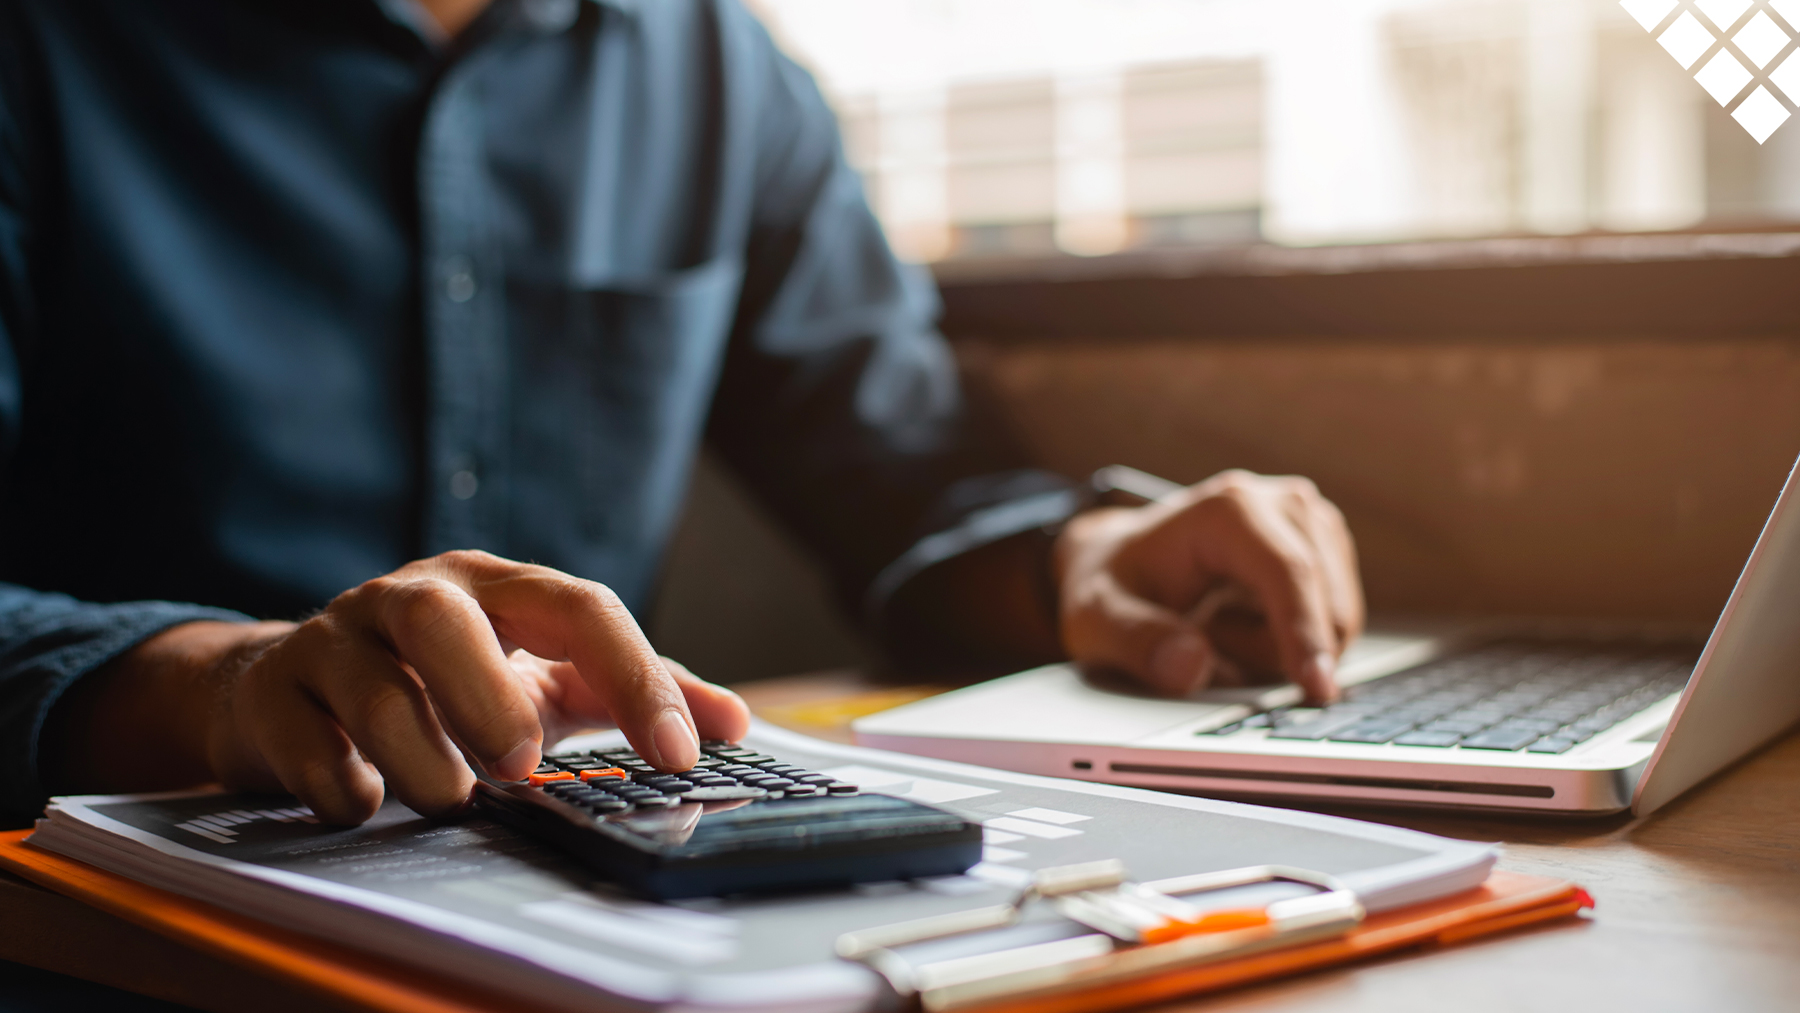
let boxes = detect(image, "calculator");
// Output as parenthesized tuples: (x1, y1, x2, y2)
(472, 740, 984, 899)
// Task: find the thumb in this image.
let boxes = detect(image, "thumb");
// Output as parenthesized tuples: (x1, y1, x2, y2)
(1067, 575, 1219, 697)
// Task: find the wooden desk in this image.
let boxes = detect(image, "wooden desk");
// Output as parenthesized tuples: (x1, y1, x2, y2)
(6, 672, 1799, 1012)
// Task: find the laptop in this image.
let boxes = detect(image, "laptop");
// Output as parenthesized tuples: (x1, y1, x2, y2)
(854, 457, 1800, 817)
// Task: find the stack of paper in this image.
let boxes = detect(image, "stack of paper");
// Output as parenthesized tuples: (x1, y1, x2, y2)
(28, 723, 1498, 1012)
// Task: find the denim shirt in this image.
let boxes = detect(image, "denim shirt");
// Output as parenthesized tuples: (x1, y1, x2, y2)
(0, 0, 1078, 824)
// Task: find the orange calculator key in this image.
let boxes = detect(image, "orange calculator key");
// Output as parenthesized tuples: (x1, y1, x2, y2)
(580, 768, 628, 781)
(528, 772, 576, 786)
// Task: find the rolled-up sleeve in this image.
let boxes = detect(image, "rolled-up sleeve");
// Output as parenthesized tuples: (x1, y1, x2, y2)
(0, 590, 249, 825)
(705, 24, 1078, 650)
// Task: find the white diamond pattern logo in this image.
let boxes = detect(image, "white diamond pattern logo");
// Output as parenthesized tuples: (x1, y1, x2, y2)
(1769, 47, 1800, 100)
(1695, 48, 1755, 102)
(1626, 1, 1800, 142)
(1659, 10, 1718, 68)
(1733, 84, 1792, 138)
(1734, 10, 1792, 66)
(1697, 0, 1755, 29)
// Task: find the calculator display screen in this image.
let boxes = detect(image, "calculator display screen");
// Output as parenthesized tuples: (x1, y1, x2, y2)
(606, 800, 744, 846)
(604, 795, 968, 856)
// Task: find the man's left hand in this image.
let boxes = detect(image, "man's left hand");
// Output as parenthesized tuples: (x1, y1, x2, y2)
(1052, 470, 1363, 704)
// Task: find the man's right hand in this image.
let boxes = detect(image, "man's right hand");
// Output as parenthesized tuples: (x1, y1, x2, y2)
(44, 551, 750, 824)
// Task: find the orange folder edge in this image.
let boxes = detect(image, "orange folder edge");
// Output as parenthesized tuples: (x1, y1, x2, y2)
(0, 829, 1590, 1013)
(0, 829, 507, 1013)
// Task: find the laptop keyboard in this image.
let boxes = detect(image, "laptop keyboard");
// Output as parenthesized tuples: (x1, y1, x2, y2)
(1196, 640, 1696, 754)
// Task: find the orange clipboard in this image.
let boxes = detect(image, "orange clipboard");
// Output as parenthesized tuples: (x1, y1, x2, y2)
(0, 828, 1591, 1013)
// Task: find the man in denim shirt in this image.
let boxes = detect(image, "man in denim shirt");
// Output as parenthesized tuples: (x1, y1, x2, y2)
(0, 0, 1362, 827)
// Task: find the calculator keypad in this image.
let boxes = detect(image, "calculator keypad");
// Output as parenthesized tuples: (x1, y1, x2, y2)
(526, 741, 860, 815)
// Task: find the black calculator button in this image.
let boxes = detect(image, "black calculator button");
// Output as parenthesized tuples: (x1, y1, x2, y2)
(680, 785, 768, 802)
(756, 777, 797, 790)
(795, 774, 835, 785)
(654, 781, 696, 794)
(589, 800, 632, 813)
(782, 785, 824, 797)
(826, 784, 859, 795)
(630, 795, 678, 809)
(763, 764, 804, 775)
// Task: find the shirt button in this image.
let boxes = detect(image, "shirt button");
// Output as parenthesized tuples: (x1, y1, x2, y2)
(444, 255, 476, 303)
(449, 470, 480, 500)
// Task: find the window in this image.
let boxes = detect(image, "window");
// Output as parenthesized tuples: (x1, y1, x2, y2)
(751, 0, 1800, 260)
